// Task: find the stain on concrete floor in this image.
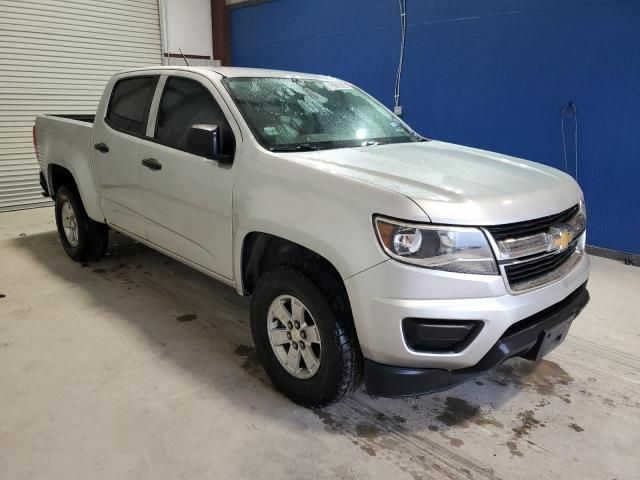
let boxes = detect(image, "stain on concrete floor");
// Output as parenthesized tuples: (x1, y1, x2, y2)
(512, 410, 543, 437)
(435, 397, 481, 426)
(568, 423, 584, 432)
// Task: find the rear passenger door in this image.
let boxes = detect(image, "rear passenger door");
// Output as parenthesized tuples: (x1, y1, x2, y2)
(138, 73, 239, 279)
(93, 75, 158, 238)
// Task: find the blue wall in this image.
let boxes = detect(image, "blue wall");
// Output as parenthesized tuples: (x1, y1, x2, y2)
(230, 0, 640, 254)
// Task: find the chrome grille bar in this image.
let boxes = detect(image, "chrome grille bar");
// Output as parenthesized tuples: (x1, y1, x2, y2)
(484, 203, 586, 294)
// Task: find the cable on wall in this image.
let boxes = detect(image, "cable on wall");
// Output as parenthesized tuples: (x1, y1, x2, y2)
(393, 0, 407, 115)
(561, 100, 578, 180)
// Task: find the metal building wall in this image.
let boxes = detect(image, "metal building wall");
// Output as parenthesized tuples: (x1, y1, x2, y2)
(0, 0, 162, 211)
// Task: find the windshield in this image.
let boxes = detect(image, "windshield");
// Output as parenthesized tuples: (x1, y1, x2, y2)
(222, 77, 421, 151)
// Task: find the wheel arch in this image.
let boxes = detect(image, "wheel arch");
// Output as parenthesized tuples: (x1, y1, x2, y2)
(46, 162, 104, 223)
(240, 232, 347, 297)
(48, 163, 77, 198)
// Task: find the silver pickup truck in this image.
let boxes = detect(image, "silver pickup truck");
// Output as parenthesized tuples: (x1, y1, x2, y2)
(33, 66, 590, 406)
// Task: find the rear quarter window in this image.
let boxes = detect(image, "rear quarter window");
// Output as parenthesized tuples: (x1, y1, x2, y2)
(106, 76, 158, 136)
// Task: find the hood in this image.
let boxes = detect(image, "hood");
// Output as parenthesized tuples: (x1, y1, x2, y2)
(292, 140, 582, 225)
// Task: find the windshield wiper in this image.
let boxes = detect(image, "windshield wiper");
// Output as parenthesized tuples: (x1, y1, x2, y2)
(360, 136, 429, 147)
(269, 143, 321, 152)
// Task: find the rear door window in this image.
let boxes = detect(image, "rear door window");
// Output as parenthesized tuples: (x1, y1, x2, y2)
(155, 76, 230, 151)
(106, 76, 158, 136)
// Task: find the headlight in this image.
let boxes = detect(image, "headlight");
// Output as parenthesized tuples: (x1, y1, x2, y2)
(578, 197, 586, 219)
(578, 197, 587, 249)
(374, 217, 498, 275)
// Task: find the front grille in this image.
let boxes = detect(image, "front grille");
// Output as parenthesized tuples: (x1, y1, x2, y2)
(486, 204, 579, 241)
(504, 241, 578, 286)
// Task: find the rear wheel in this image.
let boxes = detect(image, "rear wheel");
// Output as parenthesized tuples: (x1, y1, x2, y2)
(250, 266, 362, 407)
(55, 185, 108, 262)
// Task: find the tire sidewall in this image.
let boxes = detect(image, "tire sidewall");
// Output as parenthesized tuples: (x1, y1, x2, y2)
(251, 269, 347, 404)
(55, 186, 89, 261)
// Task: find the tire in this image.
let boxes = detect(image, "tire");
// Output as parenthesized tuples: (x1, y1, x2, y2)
(250, 266, 363, 407)
(55, 185, 109, 262)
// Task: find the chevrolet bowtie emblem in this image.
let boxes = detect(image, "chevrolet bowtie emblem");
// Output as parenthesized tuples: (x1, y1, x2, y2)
(548, 227, 572, 251)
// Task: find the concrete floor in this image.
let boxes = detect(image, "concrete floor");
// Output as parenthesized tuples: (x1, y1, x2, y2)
(1, 207, 638, 480)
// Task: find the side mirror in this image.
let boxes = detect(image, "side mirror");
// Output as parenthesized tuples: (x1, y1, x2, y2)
(185, 124, 234, 164)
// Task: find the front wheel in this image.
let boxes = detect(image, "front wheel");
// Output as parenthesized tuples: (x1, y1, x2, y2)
(55, 185, 108, 262)
(250, 266, 362, 407)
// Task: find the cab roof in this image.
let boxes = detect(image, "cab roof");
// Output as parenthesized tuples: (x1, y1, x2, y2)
(121, 65, 336, 81)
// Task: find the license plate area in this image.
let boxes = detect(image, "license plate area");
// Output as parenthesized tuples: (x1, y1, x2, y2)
(533, 318, 573, 360)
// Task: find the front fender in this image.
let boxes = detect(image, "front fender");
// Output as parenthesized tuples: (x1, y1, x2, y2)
(232, 148, 428, 294)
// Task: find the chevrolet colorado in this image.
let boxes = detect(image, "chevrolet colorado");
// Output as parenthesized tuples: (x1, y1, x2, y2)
(33, 66, 590, 407)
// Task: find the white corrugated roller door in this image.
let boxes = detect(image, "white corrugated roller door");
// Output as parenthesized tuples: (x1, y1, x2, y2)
(0, 0, 162, 211)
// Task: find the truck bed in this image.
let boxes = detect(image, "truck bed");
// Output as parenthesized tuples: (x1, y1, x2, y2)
(34, 113, 102, 218)
(45, 114, 95, 124)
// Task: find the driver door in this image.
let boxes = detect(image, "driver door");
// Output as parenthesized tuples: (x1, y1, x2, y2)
(137, 74, 239, 279)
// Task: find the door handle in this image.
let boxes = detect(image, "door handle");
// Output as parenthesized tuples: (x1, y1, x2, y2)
(94, 142, 109, 153)
(141, 157, 162, 171)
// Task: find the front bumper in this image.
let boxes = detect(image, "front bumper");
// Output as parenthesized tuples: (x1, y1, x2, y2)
(345, 251, 590, 369)
(363, 283, 589, 396)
